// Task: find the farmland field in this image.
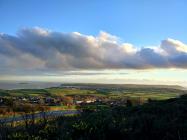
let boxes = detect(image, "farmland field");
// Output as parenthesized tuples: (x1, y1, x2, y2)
(0, 84, 186, 100)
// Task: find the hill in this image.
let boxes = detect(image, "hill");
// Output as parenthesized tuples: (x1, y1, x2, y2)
(60, 83, 185, 90)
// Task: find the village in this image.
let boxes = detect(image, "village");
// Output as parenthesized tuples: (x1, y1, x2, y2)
(0, 93, 140, 110)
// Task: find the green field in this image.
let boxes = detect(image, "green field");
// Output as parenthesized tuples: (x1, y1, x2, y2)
(0, 84, 186, 100)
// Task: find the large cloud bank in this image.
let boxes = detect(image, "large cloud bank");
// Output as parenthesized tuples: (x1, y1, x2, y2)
(0, 27, 187, 74)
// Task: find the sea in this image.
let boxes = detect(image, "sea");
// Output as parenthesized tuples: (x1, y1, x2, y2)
(0, 81, 61, 90)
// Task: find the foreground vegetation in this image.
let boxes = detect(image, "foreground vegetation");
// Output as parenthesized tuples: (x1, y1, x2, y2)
(0, 94, 186, 140)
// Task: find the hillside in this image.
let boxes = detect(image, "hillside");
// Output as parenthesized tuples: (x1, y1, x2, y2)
(60, 83, 185, 90)
(4, 94, 187, 140)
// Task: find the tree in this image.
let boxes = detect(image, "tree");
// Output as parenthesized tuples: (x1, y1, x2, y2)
(126, 99, 132, 107)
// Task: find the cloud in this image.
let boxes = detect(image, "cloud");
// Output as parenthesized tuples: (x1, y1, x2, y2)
(0, 27, 187, 75)
(161, 38, 187, 55)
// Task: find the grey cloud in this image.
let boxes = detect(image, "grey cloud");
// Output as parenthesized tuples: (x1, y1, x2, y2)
(137, 48, 169, 68)
(0, 27, 187, 75)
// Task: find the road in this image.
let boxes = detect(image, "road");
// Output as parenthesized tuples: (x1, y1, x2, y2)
(0, 110, 80, 123)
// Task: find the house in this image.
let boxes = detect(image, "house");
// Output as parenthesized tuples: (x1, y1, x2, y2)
(45, 97, 55, 104)
(75, 100, 83, 104)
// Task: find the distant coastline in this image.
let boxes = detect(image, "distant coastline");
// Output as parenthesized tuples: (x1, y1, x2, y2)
(18, 82, 29, 85)
(0, 81, 185, 90)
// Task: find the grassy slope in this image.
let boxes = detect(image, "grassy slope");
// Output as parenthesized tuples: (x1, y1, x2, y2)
(0, 84, 186, 100)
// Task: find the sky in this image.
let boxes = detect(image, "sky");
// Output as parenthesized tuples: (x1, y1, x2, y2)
(0, 0, 187, 86)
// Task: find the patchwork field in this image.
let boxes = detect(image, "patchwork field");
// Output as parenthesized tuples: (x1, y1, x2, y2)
(0, 84, 186, 100)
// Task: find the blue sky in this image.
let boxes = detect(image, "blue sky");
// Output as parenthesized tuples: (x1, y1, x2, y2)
(1, 0, 187, 46)
(0, 0, 187, 86)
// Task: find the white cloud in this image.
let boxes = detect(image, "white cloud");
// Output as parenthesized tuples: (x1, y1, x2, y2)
(0, 27, 187, 75)
(161, 38, 187, 55)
